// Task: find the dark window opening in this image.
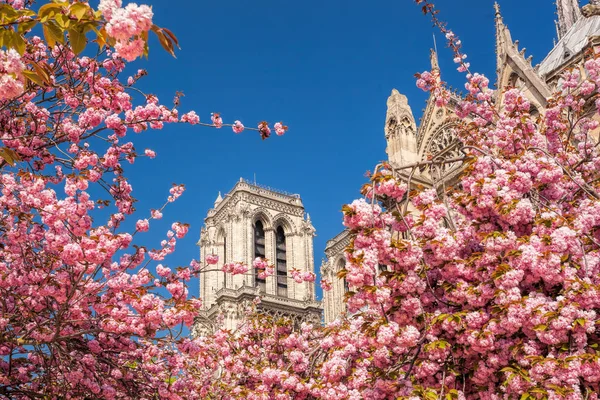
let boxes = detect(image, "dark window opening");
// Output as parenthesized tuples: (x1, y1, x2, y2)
(276, 226, 288, 297)
(254, 220, 266, 292)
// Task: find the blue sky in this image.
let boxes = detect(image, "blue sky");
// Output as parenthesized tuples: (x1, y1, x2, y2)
(116, 0, 558, 300)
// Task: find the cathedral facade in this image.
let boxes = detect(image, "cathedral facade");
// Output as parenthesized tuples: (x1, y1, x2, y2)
(321, 0, 600, 323)
(193, 178, 322, 335)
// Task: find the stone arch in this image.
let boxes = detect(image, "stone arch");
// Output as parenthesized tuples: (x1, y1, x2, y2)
(508, 71, 519, 88)
(272, 214, 297, 235)
(216, 226, 226, 245)
(334, 256, 345, 271)
(251, 208, 273, 230)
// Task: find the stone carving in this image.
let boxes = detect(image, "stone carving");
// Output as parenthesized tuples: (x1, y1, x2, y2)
(582, 3, 600, 17)
(424, 125, 464, 180)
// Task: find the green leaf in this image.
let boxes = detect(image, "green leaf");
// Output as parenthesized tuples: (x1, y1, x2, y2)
(17, 19, 38, 34)
(68, 27, 85, 54)
(22, 70, 44, 86)
(0, 4, 18, 23)
(38, 3, 63, 22)
(574, 318, 586, 328)
(6, 31, 26, 55)
(17, 8, 36, 17)
(0, 148, 21, 166)
(69, 2, 89, 21)
(166, 376, 176, 385)
(43, 20, 64, 48)
(54, 13, 70, 29)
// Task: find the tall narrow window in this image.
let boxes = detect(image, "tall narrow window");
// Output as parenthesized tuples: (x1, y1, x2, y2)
(276, 226, 288, 297)
(254, 220, 266, 292)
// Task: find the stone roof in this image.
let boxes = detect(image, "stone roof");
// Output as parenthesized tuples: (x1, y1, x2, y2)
(538, 14, 600, 77)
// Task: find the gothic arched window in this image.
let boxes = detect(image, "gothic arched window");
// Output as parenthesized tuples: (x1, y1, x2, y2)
(254, 220, 266, 292)
(276, 226, 288, 297)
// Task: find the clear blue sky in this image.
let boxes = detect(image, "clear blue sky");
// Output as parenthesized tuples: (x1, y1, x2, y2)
(115, 0, 557, 300)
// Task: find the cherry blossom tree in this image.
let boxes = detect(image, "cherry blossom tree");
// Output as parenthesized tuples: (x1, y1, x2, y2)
(4, 0, 600, 398)
(0, 0, 285, 398)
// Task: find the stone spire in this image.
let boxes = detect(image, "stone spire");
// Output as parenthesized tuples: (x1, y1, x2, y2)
(494, 2, 512, 82)
(430, 48, 439, 73)
(214, 191, 223, 207)
(556, 0, 582, 39)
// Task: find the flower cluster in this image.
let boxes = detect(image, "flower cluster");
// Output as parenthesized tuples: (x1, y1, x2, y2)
(0, 48, 25, 100)
(101, 0, 154, 61)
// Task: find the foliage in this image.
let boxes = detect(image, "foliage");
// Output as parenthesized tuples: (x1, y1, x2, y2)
(0, 0, 284, 398)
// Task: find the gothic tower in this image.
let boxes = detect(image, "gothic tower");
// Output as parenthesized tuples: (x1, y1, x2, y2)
(385, 89, 419, 167)
(193, 179, 322, 335)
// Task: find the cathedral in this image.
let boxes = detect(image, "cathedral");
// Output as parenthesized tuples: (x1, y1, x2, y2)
(321, 0, 600, 323)
(194, 1, 600, 330)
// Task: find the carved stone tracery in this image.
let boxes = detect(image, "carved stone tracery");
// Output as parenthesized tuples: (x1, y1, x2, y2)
(421, 123, 464, 179)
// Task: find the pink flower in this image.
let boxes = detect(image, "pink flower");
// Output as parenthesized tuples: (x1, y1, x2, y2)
(136, 219, 149, 232)
(144, 149, 156, 158)
(274, 122, 287, 136)
(98, 0, 122, 21)
(168, 184, 185, 202)
(106, 4, 153, 41)
(182, 111, 200, 125)
(206, 254, 219, 265)
(171, 222, 189, 239)
(320, 279, 333, 291)
(211, 113, 223, 128)
(0, 49, 24, 100)
(258, 121, 271, 139)
(222, 262, 249, 275)
(115, 38, 145, 62)
(156, 264, 171, 277)
(151, 209, 163, 219)
(232, 120, 244, 134)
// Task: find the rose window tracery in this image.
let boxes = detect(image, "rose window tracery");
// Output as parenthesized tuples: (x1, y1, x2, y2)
(422, 125, 463, 180)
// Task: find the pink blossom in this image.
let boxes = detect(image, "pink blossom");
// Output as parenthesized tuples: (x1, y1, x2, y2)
(211, 112, 223, 128)
(0, 49, 24, 100)
(144, 149, 156, 158)
(232, 120, 244, 134)
(115, 38, 145, 62)
(135, 219, 149, 232)
(98, 0, 122, 21)
(258, 121, 271, 139)
(274, 122, 287, 136)
(206, 254, 219, 265)
(182, 111, 200, 125)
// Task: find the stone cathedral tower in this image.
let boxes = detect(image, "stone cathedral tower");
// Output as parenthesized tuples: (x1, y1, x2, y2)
(193, 178, 322, 335)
